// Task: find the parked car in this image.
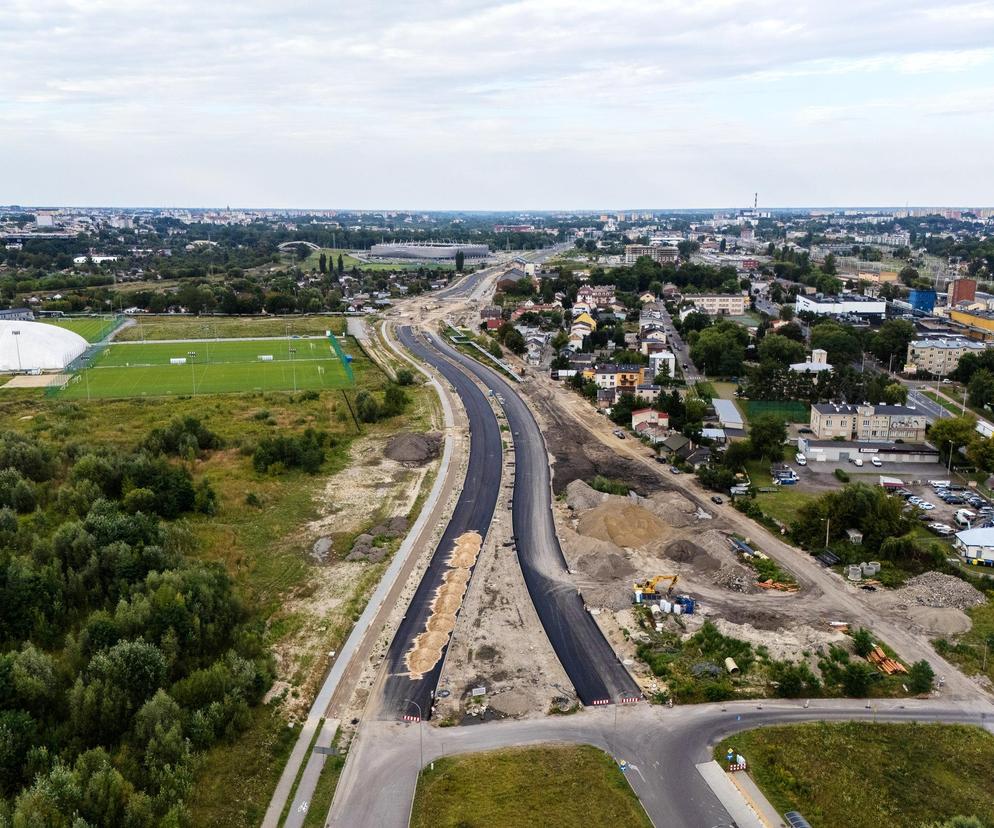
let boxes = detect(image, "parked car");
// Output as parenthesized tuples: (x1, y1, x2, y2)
(711, 495, 723, 505)
(850, 457, 864, 467)
(669, 466, 681, 474)
(612, 429, 626, 439)
(870, 457, 883, 467)
(795, 453, 807, 466)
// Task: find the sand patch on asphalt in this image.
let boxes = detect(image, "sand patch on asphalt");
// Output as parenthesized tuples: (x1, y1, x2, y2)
(404, 531, 482, 678)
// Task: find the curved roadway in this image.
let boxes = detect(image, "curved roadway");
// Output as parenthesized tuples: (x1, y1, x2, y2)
(377, 327, 502, 720)
(422, 331, 641, 705)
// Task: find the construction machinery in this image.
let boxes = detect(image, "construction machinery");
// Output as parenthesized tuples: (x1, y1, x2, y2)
(632, 575, 679, 603)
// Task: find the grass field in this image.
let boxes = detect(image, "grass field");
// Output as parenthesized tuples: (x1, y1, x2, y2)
(411, 745, 651, 828)
(295, 247, 454, 273)
(746, 399, 811, 423)
(113, 315, 345, 342)
(40, 315, 120, 342)
(58, 337, 352, 399)
(716, 722, 994, 828)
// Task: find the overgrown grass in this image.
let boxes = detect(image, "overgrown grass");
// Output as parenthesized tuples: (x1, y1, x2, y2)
(411, 745, 651, 828)
(590, 475, 630, 495)
(716, 722, 994, 828)
(934, 595, 994, 686)
(114, 314, 346, 341)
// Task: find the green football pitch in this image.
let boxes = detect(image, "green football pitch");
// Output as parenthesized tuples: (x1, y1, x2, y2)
(40, 316, 120, 343)
(57, 337, 352, 399)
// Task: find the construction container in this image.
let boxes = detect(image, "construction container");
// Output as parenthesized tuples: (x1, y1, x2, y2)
(860, 562, 875, 577)
(673, 603, 683, 616)
(847, 565, 862, 581)
(868, 561, 880, 575)
(660, 600, 672, 614)
(677, 596, 696, 615)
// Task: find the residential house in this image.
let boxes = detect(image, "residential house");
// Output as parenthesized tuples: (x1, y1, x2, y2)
(594, 363, 646, 392)
(631, 408, 670, 444)
(904, 336, 986, 376)
(576, 284, 616, 308)
(647, 350, 676, 379)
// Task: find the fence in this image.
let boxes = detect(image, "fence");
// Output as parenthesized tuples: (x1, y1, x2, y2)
(327, 333, 355, 386)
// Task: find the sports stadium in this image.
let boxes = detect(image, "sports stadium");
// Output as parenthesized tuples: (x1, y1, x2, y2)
(0, 320, 88, 372)
(368, 241, 489, 261)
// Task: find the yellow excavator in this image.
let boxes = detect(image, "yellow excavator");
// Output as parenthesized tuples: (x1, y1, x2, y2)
(632, 574, 679, 603)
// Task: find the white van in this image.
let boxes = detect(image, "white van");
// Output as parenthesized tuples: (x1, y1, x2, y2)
(955, 509, 976, 528)
(850, 457, 864, 467)
(795, 453, 807, 466)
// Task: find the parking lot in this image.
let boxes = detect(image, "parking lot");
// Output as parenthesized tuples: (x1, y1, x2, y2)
(889, 481, 994, 538)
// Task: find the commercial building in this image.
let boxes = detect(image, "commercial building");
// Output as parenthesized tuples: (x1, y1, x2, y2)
(809, 403, 926, 442)
(686, 294, 748, 316)
(954, 527, 994, 567)
(0, 308, 34, 322)
(904, 336, 986, 376)
(794, 294, 886, 320)
(949, 309, 994, 342)
(624, 245, 679, 265)
(797, 439, 939, 465)
(948, 278, 977, 306)
(368, 241, 489, 260)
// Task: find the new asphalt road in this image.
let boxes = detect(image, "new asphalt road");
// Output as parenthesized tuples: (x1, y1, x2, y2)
(329, 697, 994, 827)
(377, 327, 503, 720)
(424, 331, 641, 705)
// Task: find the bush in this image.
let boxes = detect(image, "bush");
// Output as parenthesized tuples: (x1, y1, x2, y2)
(834, 468, 850, 483)
(908, 659, 935, 693)
(395, 368, 415, 386)
(589, 476, 629, 496)
(252, 429, 327, 474)
(144, 417, 222, 458)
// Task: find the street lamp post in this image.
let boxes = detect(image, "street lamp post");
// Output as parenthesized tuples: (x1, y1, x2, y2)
(11, 330, 22, 372)
(404, 698, 424, 774)
(289, 347, 297, 392)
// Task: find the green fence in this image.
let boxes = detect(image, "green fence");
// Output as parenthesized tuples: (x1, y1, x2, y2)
(327, 333, 355, 385)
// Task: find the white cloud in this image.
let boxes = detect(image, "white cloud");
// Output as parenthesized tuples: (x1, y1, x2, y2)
(1, 0, 993, 206)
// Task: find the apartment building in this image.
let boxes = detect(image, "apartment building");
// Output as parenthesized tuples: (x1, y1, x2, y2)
(904, 336, 986, 377)
(624, 244, 679, 265)
(593, 364, 647, 391)
(810, 403, 926, 442)
(576, 284, 617, 308)
(686, 294, 747, 316)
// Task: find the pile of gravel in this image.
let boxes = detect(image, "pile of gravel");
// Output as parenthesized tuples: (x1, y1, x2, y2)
(565, 479, 607, 512)
(384, 433, 442, 464)
(898, 573, 986, 610)
(345, 533, 388, 563)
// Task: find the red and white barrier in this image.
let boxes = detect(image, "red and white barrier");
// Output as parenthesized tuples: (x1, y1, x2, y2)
(403, 714, 421, 722)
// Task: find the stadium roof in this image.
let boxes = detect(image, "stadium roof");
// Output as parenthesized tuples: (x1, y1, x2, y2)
(0, 320, 87, 372)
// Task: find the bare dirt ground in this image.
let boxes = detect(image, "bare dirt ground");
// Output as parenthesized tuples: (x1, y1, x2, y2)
(265, 432, 441, 720)
(2, 373, 67, 389)
(434, 396, 577, 723)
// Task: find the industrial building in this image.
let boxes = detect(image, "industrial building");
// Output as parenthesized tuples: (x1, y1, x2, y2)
(368, 241, 489, 261)
(948, 309, 994, 342)
(794, 293, 886, 320)
(711, 398, 744, 430)
(0, 308, 34, 322)
(948, 278, 977, 306)
(954, 527, 994, 566)
(797, 439, 939, 464)
(0, 320, 87, 372)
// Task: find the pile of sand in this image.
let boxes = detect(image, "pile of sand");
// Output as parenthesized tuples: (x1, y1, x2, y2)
(565, 479, 607, 512)
(576, 499, 670, 548)
(644, 491, 697, 528)
(663, 539, 721, 574)
(905, 605, 972, 636)
(385, 432, 442, 464)
(580, 550, 635, 583)
(405, 531, 482, 678)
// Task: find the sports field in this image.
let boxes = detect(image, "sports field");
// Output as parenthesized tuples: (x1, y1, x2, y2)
(745, 399, 810, 423)
(40, 316, 120, 343)
(57, 337, 352, 399)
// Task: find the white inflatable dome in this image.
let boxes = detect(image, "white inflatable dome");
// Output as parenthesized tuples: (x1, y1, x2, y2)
(0, 320, 88, 372)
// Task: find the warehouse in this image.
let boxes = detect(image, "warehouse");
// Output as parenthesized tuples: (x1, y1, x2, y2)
(954, 527, 994, 567)
(0, 320, 87, 372)
(797, 438, 939, 464)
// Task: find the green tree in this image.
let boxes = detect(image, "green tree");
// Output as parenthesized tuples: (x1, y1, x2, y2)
(907, 659, 935, 693)
(336, 253, 344, 275)
(822, 253, 837, 275)
(749, 414, 787, 461)
(810, 321, 863, 365)
(318, 252, 327, 274)
(967, 368, 994, 410)
(455, 250, 465, 272)
(882, 382, 908, 405)
(869, 319, 915, 367)
(851, 628, 874, 658)
(840, 661, 877, 696)
(966, 436, 994, 472)
(757, 334, 806, 366)
(503, 329, 526, 355)
(928, 415, 978, 466)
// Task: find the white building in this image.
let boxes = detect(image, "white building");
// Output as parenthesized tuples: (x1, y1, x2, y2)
(954, 527, 994, 567)
(795, 294, 886, 320)
(790, 348, 833, 374)
(686, 294, 748, 316)
(648, 350, 676, 379)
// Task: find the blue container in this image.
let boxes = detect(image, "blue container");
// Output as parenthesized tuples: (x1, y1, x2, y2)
(909, 289, 936, 313)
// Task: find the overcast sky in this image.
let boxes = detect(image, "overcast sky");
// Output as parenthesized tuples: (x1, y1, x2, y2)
(3, 0, 994, 209)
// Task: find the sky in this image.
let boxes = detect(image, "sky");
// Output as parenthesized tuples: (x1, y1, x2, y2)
(3, 0, 994, 210)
